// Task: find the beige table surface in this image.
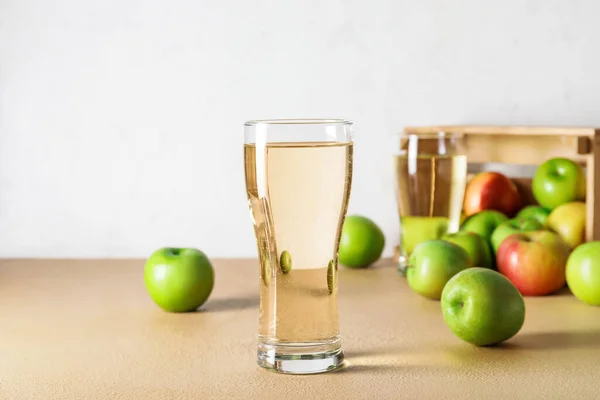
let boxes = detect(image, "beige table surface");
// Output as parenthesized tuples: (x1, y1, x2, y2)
(1, 258, 599, 400)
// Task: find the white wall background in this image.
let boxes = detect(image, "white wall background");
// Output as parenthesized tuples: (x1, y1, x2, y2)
(1, 0, 600, 258)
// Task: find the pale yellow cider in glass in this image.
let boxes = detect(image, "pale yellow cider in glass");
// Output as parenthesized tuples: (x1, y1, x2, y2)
(394, 153, 467, 258)
(244, 142, 353, 343)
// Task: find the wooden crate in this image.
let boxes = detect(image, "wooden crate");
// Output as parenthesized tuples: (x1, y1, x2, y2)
(401, 125, 600, 242)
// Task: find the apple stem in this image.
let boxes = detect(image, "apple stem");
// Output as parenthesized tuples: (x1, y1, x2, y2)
(167, 248, 181, 256)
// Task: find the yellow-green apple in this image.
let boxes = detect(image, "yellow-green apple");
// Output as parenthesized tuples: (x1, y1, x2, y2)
(496, 231, 571, 296)
(516, 205, 550, 226)
(144, 248, 215, 312)
(460, 210, 508, 242)
(566, 242, 600, 306)
(532, 157, 586, 210)
(400, 216, 448, 257)
(406, 240, 472, 300)
(463, 172, 522, 217)
(441, 268, 525, 346)
(490, 217, 545, 253)
(442, 231, 493, 269)
(546, 201, 586, 249)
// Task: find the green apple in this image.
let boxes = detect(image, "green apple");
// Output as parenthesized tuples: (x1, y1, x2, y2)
(516, 205, 550, 226)
(441, 267, 525, 346)
(460, 210, 508, 242)
(490, 217, 544, 253)
(532, 157, 586, 210)
(339, 215, 385, 268)
(566, 242, 600, 305)
(442, 231, 493, 269)
(546, 201, 586, 249)
(406, 240, 472, 300)
(400, 216, 449, 257)
(144, 247, 215, 312)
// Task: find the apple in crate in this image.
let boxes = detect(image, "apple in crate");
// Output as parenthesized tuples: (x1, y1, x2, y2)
(546, 201, 586, 249)
(532, 157, 586, 210)
(490, 217, 544, 253)
(496, 231, 570, 296)
(463, 172, 521, 217)
(460, 210, 508, 242)
(516, 205, 550, 226)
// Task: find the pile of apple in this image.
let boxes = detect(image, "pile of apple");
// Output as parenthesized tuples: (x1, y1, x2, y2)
(408, 156, 598, 302)
(460, 156, 594, 300)
(406, 157, 600, 346)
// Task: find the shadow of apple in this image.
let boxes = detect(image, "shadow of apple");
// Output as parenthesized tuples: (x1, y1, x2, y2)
(510, 330, 600, 350)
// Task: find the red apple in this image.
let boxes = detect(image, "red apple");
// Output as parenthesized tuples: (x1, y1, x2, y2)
(463, 172, 521, 217)
(496, 231, 570, 296)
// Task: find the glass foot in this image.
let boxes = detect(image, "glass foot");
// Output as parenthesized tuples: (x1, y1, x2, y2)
(397, 254, 408, 276)
(257, 338, 344, 375)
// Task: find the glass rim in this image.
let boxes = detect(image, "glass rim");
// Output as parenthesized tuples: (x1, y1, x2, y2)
(245, 118, 353, 127)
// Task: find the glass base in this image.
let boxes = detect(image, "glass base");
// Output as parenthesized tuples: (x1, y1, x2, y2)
(394, 245, 408, 276)
(257, 337, 344, 374)
(397, 254, 408, 276)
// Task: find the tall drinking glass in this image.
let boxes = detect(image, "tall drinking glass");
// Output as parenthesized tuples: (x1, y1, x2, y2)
(244, 119, 353, 374)
(394, 131, 467, 274)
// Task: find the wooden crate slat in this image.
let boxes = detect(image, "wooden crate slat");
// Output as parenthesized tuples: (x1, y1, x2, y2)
(586, 138, 600, 242)
(464, 135, 589, 165)
(404, 125, 599, 137)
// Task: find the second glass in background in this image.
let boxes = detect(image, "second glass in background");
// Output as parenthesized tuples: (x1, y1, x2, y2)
(394, 131, 468, 274)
